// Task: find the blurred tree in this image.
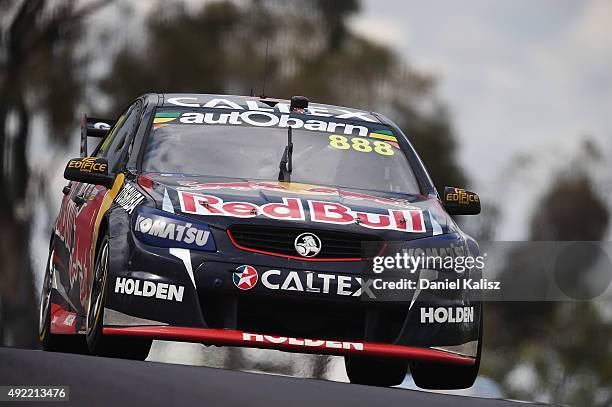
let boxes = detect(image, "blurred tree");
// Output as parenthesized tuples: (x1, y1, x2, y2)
(397, 104, 467, 192)
(530, 175, 608, 242)
(316, 0, 359, 51)
(0, 0, 111, 346)
(483, 141, 611, 406)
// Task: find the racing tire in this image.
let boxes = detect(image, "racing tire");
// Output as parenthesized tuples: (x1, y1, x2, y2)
(345, 356, 408, 387)
(86, 235, 152, 360)
(39, 244, 88, 353)
(410, 304, 484, 390)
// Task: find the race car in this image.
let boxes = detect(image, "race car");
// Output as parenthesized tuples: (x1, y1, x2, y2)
(39, 93, 483, 389)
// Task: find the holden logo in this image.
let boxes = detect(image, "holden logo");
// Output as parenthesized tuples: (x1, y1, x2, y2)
(233, 265, 258, 290)
(294, 233, 322, 258)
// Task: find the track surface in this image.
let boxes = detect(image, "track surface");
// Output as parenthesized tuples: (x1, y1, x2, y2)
(0, 347, 554, 407)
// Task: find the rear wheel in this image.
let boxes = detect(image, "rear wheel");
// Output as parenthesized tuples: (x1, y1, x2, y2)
(410, 305, 484, 390)
(86, 235, 152, 360)
(39, 246, 87, 353)
(345, 356, 407, 387)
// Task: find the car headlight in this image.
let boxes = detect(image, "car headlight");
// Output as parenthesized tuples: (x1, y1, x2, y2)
(132, 206, 216, 252)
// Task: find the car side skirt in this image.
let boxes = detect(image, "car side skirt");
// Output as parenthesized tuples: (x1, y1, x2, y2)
(103, 326, 475, 365)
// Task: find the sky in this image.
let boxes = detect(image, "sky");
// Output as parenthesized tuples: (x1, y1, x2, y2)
(352, 0, 612, 178)
(351, 0, 612, 239)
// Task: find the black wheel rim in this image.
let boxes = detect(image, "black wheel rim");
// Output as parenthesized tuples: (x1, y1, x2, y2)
(39, 251, 54, 337)
(87, 242, 108, 334)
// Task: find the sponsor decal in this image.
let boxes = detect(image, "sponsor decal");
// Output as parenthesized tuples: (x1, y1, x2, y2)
(445, 188, 479, 205)
(156, 98, 401, 139)
(49, 304, 79, 334)
(170, 110, 373, 137)
(63, 314, 77, 326)
(93, 122, 111, 130)
(67, 157, 107, 173)
(133, 206, 215, 251)
(420, 306, 474, 323)
(294, 232, 322, 258)
(242, 333, 364, 351)
(165, 97, 378, 123)
(403, 243, 466, 260)
(179, 192, 426, 233)
(53, 173, 125, 309)
(56, 190, 82, 253)
(261, 269, 362, 297)
(175, 181, 418, 209)
(51, 312, 77, 329)
(233, 265, 259, 290)
(114, 277, 184, 302)
(115, 183, 145, 214)
(54, 182, 100, 298)
(230, 266, 364, 297)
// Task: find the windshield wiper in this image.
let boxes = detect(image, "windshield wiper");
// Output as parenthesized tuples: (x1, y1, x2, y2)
(278, 126, 293, 182)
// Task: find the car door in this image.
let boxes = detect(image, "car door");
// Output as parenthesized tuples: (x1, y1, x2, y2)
(67, 101, 143, 315)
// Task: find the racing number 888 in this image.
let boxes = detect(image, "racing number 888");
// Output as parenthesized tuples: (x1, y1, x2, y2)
(328, 135, 394, 156)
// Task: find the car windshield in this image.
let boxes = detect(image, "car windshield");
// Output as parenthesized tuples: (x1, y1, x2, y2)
(142, 107, 421, 195)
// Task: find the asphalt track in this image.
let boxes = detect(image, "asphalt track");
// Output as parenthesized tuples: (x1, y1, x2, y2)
(0, 347, 557, 407)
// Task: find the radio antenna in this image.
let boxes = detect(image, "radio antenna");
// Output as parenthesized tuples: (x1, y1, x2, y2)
(260, 38, 270, 98)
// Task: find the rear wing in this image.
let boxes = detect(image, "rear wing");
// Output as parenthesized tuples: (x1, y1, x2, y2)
(80, 113, 115, 157)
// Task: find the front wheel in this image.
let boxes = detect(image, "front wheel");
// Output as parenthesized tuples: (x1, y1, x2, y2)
(86, 235, 152, 360)
(410, 305, 484, 390)
(345, 356, 407, 387)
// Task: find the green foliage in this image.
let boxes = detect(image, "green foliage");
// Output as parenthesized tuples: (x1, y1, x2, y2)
(530, 172, 609, 241)
(396, 105, 466, 192)
(484, 148, 612, 406)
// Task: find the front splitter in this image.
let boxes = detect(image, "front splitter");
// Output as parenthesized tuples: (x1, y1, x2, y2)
(103, 326, 475, 365)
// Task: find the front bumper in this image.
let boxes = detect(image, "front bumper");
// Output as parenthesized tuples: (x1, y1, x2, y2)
(102, 225, 481, 362)
(103, 325, 475, 365)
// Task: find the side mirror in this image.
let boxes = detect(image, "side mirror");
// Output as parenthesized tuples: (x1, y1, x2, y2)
(64, 157, 115, 188)
(443, 186, 481, 215)
(81, 114, 115, 157)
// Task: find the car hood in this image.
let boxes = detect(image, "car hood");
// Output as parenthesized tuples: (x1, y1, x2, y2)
(139, 174, 457, 240)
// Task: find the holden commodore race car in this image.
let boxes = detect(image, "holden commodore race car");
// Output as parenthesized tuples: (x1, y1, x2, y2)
(39, 93, 483, 389)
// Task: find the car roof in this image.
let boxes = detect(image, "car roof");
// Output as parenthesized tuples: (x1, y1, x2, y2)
(158, 93, 383, 124)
